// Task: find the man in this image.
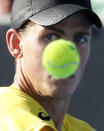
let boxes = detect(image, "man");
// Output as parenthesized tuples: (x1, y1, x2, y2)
(0, 0, 102, 131)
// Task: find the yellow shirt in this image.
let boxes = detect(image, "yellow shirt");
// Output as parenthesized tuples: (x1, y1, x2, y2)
(0, 85, 96, 131)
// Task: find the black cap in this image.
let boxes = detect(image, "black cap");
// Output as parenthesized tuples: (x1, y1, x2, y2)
(11, 0, 102, 29)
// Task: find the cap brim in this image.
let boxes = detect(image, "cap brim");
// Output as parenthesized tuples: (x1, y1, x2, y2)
(29, 4, 102, 29)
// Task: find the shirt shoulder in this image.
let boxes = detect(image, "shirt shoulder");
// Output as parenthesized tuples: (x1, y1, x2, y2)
(0, 85, 56, 131)
(63, 114, 96, 131)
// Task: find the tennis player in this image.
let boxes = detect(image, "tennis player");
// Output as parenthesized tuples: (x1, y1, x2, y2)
(0, 0, 102, 130)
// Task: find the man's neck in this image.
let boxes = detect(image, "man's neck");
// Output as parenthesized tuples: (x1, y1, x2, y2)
(40, 98, 71, 131)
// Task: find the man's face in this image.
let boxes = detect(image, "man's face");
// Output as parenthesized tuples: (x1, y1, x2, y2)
(19, 12, 92, 99)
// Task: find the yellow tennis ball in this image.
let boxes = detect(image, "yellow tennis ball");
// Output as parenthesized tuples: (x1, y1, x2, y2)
(42, 39, 80, 78)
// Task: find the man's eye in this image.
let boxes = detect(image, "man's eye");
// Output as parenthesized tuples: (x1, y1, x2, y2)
(74, 36, 87, 44)
(44, 33, 60, 42)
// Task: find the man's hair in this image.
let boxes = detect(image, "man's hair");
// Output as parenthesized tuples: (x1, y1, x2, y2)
(17, 20, 32, 34)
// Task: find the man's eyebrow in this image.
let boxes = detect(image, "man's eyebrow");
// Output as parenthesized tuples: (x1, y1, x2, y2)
(45, 26, 65, 35)
(74, 32, 91, 37)
(44, 27, 91, 37)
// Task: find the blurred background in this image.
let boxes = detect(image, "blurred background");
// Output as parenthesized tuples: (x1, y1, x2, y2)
(0, 0, 104, 131)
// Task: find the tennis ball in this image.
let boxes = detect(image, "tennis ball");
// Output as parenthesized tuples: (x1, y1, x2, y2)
(42, 39, 80, 78)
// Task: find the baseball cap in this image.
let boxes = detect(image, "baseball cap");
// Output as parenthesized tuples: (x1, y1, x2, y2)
(11, 0, 102, 30)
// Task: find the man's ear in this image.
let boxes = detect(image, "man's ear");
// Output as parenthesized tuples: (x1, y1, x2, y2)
(6, 29, 23, 58)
